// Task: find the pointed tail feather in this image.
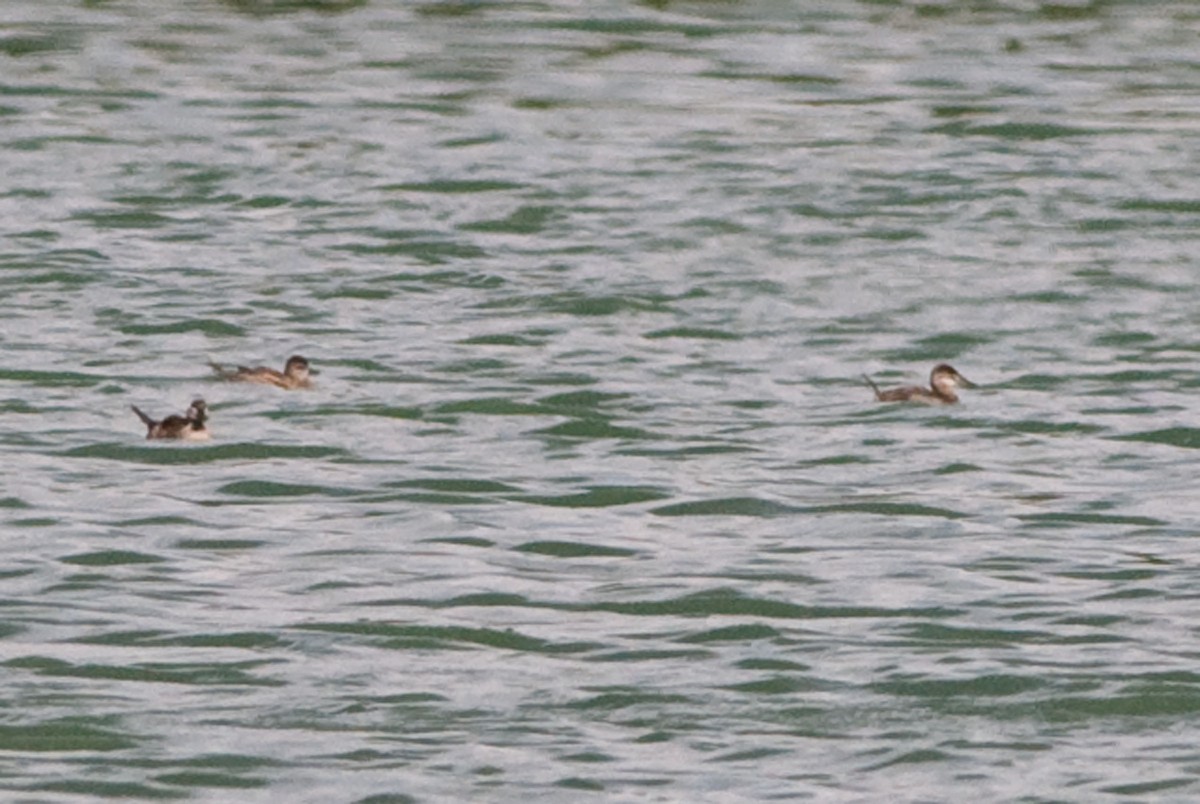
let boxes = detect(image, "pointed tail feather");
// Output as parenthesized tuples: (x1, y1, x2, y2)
(130, 405, 155, 428)
(862, 374, 883, 401)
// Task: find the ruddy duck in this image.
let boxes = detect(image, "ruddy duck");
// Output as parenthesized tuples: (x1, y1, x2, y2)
(864, 363, 977, 405)
(131, 398, 210, 440)
(209, 355, 313, 389)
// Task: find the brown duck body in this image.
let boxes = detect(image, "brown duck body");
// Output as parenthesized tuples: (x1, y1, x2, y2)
(132, 399, 210, 440)
(210, 355, 312, 389)
(864, 364, 976, 405)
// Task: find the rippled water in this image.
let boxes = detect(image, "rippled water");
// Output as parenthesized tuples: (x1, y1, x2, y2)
(4, 1, 1200, 800)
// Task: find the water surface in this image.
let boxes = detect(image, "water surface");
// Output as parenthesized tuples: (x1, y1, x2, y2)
(3, 1, 1200, 800)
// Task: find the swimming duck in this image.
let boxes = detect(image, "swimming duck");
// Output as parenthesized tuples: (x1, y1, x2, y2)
(209, 355, 313, 389)
(131, 398, 210, 440)
(863, 363, 976, 405)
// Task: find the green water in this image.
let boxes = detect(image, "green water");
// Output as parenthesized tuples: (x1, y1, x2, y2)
(3, 1, 1200, 800)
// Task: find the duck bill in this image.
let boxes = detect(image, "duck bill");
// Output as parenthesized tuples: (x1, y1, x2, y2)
(956, 375, 977, 389)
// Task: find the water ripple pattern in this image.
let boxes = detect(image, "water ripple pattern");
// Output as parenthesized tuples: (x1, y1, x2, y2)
(2, 1, 1200, 800)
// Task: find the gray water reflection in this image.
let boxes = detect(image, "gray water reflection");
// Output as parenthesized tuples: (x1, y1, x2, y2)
(3, 1, 1200, 800)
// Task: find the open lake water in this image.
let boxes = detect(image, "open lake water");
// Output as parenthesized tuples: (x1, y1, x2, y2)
(3, 1, 1200, 800)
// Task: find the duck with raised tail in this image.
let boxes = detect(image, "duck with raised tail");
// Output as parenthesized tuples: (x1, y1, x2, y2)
(131, 398, 211, 440)
(863, 364, 976, 405)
